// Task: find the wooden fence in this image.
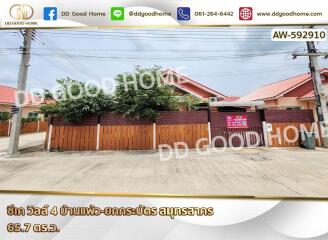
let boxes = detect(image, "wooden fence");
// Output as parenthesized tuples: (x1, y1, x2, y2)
(155, 111, 209, 149)
(264, 110, 323, 147)
(46, 112, 209, 151)
(156, 124, 208, 149)
(39, 121, 48, 132)
(20, 121, 38, 134)
(0, 122, 9, 136)
(45, 110, 324, 151)
(99, 125, 153, 150)
(0, 120, 48, 136)
(268, 122, 322, 147)
(50, 126, 97, 151)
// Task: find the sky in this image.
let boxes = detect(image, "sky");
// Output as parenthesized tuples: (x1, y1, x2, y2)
(0, 27, 328, 97)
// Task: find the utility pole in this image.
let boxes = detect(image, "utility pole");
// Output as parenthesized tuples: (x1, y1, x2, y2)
(292, 31, 328, 147)
(8, 29, 34, 155)
(306, 41, 328, 123)
(292, 43, 328, 124)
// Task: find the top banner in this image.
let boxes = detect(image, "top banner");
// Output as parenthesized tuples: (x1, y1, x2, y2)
(0, 0, 328, 28)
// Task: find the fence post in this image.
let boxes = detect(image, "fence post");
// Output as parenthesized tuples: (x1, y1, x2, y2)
(315, 122, 322, 147)
(322, 123, 328, 148)
(96, 123, 100, 151)
(318, 121, 328, 148)
(47, 124, 53, 151)
(153, 123, 156, 150)
(262, 121, 269, 147)
(37, 120, 40, 132)
(207, 122, 212, 146)
(7, 120, 11, 136)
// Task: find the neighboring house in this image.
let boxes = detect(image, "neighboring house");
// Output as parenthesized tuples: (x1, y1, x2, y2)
(239, 69, 328, 117)
(0, 85, 43, 119)
(162, 70, 227, 101)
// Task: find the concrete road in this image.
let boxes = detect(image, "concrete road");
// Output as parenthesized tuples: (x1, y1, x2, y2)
(0, 147, 328, 197)
(0, 132, 46, 154)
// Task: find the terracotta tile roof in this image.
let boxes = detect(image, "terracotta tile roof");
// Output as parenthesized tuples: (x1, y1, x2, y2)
(240, 69, 328, 101)
(0, 85, 16, 104)
(162, 69, 226, 99)
(240, 73, 311, 101)
(0, 85, 41, 106)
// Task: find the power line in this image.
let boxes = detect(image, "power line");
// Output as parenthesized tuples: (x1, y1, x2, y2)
(192, 65, 309, 78)
(36, 33, 94, 77)
(4, 52, 294, 61)
(11, 47, 306, 53)
(35, 32, 102, 79)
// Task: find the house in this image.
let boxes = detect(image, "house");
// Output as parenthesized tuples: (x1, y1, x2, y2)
(162, 70, 227, 101)
(239, 69, 328, 118)
(162, 70, 228, 110)
(0, 85, 43, 119)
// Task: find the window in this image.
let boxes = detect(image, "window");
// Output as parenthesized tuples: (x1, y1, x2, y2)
(28, 112, 38, 118)
(286, 107, 302, 110)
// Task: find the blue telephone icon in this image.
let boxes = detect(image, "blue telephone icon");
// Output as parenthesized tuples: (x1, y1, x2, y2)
(177, 7, 190, 20)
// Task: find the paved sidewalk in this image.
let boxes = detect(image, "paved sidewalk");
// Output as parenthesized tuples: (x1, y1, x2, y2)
(0, 147, 327, 197)
(0, 132, 46, 154)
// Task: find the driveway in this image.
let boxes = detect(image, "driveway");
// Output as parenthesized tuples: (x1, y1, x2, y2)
(0, 132, 46, 154)
(0, 147, 328, 197)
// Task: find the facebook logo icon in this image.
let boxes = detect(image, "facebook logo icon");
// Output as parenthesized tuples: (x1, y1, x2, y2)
(44, 7, 57, 21)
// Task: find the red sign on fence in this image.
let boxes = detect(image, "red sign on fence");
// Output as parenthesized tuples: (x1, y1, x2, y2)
(226, 115, 248, 128)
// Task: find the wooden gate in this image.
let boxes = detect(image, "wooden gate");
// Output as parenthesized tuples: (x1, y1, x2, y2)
(155, 111, 209, 149)
(210, 112, 264, 147)
(99, 113, 153, 150)
(264, 110, 320, 147)
(99, 125, 153, 150)
(156, 124, 208, 149)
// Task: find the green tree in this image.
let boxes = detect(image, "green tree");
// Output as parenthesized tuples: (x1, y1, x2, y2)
(40, 103, 60, 115)
(180, 94, 201, 111)
(42, 89, 55, 100)
(113, 66, 178, 120)
(40, 77, 114, 122)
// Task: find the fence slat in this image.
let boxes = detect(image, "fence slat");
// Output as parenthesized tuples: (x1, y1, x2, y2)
(155, 124, 208, 149)
(0, 122, 9, 136)
(267, 122, 320, 147)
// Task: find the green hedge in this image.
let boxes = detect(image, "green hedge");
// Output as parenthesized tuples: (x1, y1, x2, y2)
(22, 117, 41, 123)
(0, 112, 11, 121)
